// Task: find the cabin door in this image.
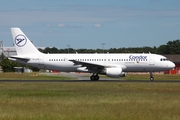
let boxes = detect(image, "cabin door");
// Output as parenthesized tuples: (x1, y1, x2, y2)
(149, 55, 154, 66)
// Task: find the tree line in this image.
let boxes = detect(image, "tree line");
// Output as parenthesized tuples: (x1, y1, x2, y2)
(40, 40, 180, 54)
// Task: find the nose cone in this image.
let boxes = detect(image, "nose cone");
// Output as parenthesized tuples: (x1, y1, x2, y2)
(169, 62, 175, 69)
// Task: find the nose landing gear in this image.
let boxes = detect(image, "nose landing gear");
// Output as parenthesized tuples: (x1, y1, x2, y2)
(150, 72, 154, 81)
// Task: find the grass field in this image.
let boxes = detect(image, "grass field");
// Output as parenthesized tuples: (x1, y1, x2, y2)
(0, 72, 74, 80)
(0, 73, 180, 120)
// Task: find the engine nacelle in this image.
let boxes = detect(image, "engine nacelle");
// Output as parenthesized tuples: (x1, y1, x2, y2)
(104, 68, 124, 78)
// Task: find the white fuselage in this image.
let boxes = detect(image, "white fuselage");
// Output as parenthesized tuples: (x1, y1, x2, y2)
(13, 53, 175, 73)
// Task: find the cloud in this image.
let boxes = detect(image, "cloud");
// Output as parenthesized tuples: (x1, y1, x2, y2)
(1, 5, 180, 26)
(57, 23, 82, 28)
(93, 23, 101, 28)
(46, 24, 51, 27)
(58, 23, 66, 27)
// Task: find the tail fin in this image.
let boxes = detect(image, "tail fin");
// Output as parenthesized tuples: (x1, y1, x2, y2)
(11, 28, 41, 55)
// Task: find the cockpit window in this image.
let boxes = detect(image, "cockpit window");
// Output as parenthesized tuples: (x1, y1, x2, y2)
(160, 58, 169, 61)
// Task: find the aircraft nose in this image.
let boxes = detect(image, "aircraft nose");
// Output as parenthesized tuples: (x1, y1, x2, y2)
(169, 62, 175, 69)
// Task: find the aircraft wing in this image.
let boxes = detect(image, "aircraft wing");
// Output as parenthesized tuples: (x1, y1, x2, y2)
(69, 60, 104, 72)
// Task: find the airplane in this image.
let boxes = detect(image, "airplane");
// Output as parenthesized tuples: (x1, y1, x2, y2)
(8, 28, 175, 81)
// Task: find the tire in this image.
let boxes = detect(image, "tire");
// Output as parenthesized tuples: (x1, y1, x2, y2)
(150, 77, 154, 81)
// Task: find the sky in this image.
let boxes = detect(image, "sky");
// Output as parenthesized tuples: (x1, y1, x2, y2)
(1, 0, 180, 49)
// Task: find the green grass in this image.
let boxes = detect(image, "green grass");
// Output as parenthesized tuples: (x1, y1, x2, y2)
(0, 72, 180, 119)
(0, 82, 180, 120)
(0, 72, 74, 80)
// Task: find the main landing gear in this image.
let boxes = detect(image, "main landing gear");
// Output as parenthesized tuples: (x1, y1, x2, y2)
(150, 72, 154, 81)
(90, 74, 99, 81)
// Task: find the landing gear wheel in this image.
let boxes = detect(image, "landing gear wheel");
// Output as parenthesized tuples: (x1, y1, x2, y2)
(94, 75, 99, 80)
(90, 76, 95, 81)
(150, 77, 154, 81)
(90, 74, 99, 81)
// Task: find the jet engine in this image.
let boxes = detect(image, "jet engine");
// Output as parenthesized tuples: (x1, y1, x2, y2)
(103, 68, 125, 77)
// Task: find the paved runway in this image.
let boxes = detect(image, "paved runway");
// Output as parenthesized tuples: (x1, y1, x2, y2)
(0, 80, 180, 83)
(1, 72, 180, 83)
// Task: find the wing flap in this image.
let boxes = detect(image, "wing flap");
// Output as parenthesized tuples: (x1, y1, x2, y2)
(69, 60, 104, 72)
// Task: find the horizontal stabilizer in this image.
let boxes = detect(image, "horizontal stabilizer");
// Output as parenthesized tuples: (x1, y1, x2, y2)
(9, 56, 30, 62)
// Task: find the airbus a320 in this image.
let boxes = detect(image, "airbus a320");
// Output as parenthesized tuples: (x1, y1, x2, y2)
(9, 28, 175, 81)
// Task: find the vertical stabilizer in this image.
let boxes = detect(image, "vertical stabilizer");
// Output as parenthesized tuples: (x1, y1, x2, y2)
(11, 28, 41, 55)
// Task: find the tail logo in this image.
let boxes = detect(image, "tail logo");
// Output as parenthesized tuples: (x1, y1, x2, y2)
(15, 34, 27, 47)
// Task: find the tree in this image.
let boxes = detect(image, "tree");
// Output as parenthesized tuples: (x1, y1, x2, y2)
(0, 57, 20, 72)
(39, 40, 180, 54)
(166, 40, 180, 54)
(157, 45, 169, 54)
